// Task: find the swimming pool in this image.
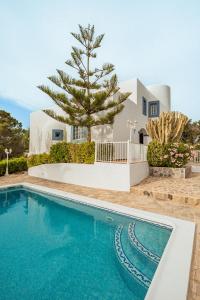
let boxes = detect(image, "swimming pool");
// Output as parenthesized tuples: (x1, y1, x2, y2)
(0, 183, 195, 300)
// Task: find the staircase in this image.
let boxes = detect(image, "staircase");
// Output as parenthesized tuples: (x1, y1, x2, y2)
(114, 222, 161, 297)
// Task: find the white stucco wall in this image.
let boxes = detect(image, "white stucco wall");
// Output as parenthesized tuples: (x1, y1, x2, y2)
(112, 79, 170, 144)
(147, 84, 171, 112)
(28, 161, 149, 191)
(130, 161, 149, 186)
(28, 163, 130, 191)
(29, 78, 171, 154)
(29, 108, 71, 154)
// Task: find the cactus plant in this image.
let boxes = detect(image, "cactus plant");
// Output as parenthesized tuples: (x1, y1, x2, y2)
(146, 112, 188, 144)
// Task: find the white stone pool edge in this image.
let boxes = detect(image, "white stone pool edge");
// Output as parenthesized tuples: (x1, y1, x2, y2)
(0, 182, 195, 300)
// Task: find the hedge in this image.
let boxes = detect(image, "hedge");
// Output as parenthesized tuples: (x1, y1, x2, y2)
(0, 157, 28, 176)
(27, 153, 51, 168)
(28, 142, 95, 167)
(50, 142, 95, 164)
(147, 140, 192, 168)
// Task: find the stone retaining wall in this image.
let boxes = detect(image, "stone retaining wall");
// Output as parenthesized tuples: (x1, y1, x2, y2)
(150, 166, 191, 179)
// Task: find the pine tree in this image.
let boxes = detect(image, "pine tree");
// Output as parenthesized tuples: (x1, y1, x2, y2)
(38, 24, 131, 142)
(0, 110, 29, 159)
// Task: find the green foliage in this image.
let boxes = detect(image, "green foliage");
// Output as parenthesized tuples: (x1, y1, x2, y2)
(194, 143, 200, 150)
(166, 143, 192, 168)
(74, 142, 95, 163)
(50, 142, 95, 164)
(49, 142, 70, 163)
(27, 153, 51, 168)
(147, 141, 192, 168)
(147, 141, 168, 167)
(0, 110, 29, 159)
(38, 24, 131, 141)
(0, 157, 27, 176)
(28, 142, 95, 167)
(181, 119, 200, 144)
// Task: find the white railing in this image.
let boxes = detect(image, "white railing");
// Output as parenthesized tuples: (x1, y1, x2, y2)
(192, 150, 200, 163)
(95, 141, 147, 163)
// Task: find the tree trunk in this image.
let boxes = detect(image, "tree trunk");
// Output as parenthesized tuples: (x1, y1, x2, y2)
(87, 126, 91, 142)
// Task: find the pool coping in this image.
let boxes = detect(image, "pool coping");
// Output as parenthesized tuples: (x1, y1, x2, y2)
(0, 182, 195, 300)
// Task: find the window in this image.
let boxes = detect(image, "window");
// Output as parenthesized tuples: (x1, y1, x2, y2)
(72, 126, 87, 140)
(148, 101, 160, 117)
(52, 129, 64, 141)
(142, 97, 147, 115)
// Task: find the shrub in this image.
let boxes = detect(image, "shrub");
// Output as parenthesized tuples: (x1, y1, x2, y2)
(28, 142, 95, 167)
(167, 143, 192, 168)
(147, 140, 192, 168)
(27, 153, 51, 168)
(50, 142, 70, 163)
(72, 142, 95, 164)
(50, 142, 95, 164)
(0, 160, 7, 176)
(0, 157, 28, 176)
(147, 141, 167, 167)
(194, 143, 200, 150)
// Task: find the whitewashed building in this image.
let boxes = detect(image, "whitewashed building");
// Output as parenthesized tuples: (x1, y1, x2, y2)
(29, 78, 171, 154)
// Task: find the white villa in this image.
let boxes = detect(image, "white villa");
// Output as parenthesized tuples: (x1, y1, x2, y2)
(28, 78, 171, 191)
(29, 78, 171, 154)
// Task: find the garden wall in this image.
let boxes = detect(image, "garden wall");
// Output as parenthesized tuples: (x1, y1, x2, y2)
(130, 161, 149, 185)
(150, 166, 191, 179)
(28, 162, 149, 191)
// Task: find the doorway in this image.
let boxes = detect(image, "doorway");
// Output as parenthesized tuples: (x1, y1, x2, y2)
(139, 132, 144, 144)
(138, 128, 148, 145)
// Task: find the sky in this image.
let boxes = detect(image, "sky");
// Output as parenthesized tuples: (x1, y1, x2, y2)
(0, 0, 200, 128)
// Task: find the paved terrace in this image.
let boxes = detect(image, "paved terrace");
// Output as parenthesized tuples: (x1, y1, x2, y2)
(0, 173, 200, 300)
(132, 173, 200, 205)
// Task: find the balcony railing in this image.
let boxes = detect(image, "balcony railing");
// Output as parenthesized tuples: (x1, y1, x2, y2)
(192, 150, 200, 163)
(95, 141, 147, 163)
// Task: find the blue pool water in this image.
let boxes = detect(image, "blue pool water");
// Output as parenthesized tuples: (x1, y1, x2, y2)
(0, 186, 172, 300)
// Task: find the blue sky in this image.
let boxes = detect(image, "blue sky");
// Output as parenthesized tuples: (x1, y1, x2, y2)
(1, 0, 200, 128)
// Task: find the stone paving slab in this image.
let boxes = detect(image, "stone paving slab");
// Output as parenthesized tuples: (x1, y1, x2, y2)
(132, 173, 200, 206)
(0, 172, 199, 300)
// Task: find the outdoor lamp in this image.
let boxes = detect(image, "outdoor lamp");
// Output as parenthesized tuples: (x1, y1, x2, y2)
(5, 148, 12, 176)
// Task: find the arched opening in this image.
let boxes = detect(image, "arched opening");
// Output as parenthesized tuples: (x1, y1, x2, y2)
(138, 128, 148, 144)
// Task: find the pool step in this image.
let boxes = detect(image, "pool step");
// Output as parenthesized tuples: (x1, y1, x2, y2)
(128, 222, 160, 264)
(114, 225, 151, 289)
(121, 224, 157, 279)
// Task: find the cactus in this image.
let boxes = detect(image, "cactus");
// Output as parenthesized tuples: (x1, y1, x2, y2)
(146, 112, 188, 144)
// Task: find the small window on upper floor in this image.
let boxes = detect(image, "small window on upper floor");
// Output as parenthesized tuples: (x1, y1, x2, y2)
(148, 101, 160, 117)
(142, 97, 147, 115)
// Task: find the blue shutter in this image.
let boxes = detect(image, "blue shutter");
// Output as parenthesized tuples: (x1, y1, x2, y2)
(142, 97, 147, 115)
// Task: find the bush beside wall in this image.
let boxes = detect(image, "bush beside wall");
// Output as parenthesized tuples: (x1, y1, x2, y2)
(0, 157, 28, 176)
(50, 142, 95, 164)
(28, 142, 95, 167)
(27, 153, 51, 168)
(147, 140, 192, 168)
(194, 143, 200, 150)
